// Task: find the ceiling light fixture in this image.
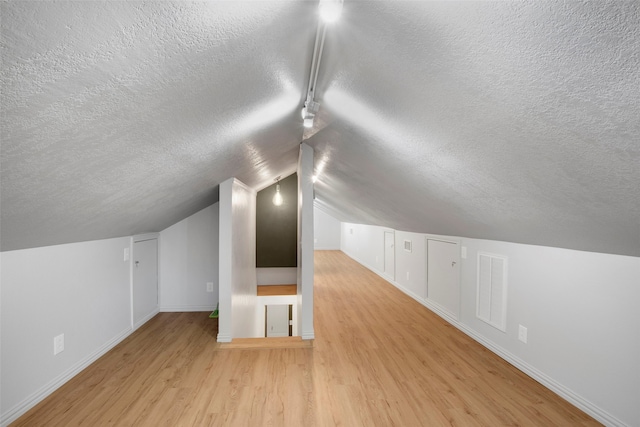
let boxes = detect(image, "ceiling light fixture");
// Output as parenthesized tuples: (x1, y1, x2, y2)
(272, 176, 284, 206)
(301, 0, 343, 129)
(319, 0, 343, 23)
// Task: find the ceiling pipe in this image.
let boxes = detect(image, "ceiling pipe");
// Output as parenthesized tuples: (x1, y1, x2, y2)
(302, 0, 343, 128)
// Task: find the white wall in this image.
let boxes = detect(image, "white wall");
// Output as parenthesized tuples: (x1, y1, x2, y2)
(256, 267, 297, 285)
(313, 205, 341, 250)
(297, 143, 314, 340)
(217, 178, 258, 341)
(160, 204, 219, 312)
(341, 223, 640, 427)
(1, 237, 132, 425)
(231, 179, 258, 338)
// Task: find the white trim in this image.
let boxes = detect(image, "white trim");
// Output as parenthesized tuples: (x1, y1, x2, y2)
(301, 332, 315, 340)
(133, 308, 159, 331)
(216, 334, 232, 343)
(132, 232, 160, 243)
(1, 326, 133, 427)
(128, 236, 134, 329)
(340, 249, 629, 427)
(160, 305, 216, 312)
(232, 177, 257, 195)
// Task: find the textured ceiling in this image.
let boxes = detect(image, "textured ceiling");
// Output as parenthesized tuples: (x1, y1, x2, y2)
(1, 1, 313, 250)
(1, 1, 639, 256)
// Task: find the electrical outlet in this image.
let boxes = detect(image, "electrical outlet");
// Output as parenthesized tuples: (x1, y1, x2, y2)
(206, 282, 214, 292)
(54, 334, 64, 355)
(406, 271, 410, 280)
(518, 325, 528, 343)
(314, 238, 318, 243)
(123, 248, 130, 261)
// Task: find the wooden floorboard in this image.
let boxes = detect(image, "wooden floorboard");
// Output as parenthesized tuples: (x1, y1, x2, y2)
(11, 250, 601, 426)
(257, 284, 296, 296)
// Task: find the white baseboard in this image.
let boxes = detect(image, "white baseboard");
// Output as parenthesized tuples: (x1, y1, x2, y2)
(216, 333, 232, 343)
(160, 305, 215, 312)
(133, 308, 160, 331)
(301, 332, 315, 340)
(1, 326, 133, 427)
(340, 249, 629, 427)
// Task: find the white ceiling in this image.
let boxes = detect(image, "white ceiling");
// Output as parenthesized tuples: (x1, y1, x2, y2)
(1, 1, 639, 256)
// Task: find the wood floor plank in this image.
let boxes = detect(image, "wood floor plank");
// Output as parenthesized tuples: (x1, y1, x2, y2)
(257, 284, 296, 296)
(11, 250, 601, 426)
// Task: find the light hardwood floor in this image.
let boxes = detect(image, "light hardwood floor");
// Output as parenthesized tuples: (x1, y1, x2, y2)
(12, 250, 601, 426)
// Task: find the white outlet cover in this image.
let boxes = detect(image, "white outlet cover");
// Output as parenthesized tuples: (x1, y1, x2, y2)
(54, 334, 64, 355)
(123, 247, 130, 261)
(206, 282, 214, 292)
(518, 325, 528, 343)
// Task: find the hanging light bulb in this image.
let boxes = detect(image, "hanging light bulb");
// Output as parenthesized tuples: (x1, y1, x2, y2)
(273, 178, 284, 206)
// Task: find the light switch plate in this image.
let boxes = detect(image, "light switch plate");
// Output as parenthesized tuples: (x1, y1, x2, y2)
(206, 282, 214, 292)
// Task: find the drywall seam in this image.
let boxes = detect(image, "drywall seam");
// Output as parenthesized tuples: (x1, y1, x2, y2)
(0, 326, 133, 427)
(340, 249, 628, 427)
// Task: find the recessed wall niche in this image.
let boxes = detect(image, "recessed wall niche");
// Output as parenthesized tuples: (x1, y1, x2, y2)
(256, 173, 297, 267)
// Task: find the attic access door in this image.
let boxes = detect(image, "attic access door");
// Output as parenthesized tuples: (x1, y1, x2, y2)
(133, 236, 158, 329)
(426, 239, 460, 320)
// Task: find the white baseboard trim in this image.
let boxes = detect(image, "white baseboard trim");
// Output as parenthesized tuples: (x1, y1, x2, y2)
(1, 326, 133, 427)
(340, 249, 628, 427)
(160, 305, 215, 312)
(301, 331, 315, 340)
(216, 333, 232, 343)
(133, 308, 160, 331)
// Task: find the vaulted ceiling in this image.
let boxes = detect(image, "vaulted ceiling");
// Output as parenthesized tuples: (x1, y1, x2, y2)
(1, 1, 639, 256)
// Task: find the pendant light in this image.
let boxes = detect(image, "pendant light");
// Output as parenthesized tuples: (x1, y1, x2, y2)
(273, 176, 284, 206)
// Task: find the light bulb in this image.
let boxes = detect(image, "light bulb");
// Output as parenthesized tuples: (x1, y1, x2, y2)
(273, 184, 284, 206)
(303, 117, 314, 128)
(319, 0, 343, 23)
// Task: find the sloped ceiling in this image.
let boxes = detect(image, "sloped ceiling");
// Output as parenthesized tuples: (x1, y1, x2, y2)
(1, 1, 639, 256)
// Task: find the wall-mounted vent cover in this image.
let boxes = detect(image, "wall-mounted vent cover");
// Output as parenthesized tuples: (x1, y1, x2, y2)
(403, 240, 412, 252)
(476, 252, 508, 332)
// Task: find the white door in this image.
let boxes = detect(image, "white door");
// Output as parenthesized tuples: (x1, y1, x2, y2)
(427, 239, 460, 319)
(133, 238, 158, 329)
(266, 304, 290, 337)
(384, 231, 395, 280)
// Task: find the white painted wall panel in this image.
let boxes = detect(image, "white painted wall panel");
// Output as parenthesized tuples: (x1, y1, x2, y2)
(160, 204, 218, 312)
(231, 179, 258, 338)
(297, 143, 315, 340)
(394, 231, 427, 300)
(341, 223, 640, 427)
(1, 237, 132, 423)
(256, 267, 297, 285)
(313, 206, 341, 250)
(217, 179, 233, 342)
